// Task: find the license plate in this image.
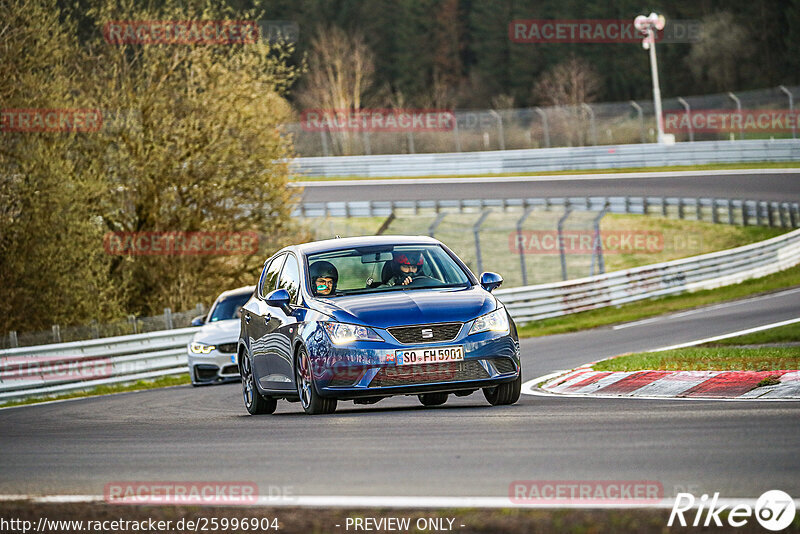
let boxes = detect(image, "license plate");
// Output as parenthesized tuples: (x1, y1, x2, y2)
(395, 346, 464, 366)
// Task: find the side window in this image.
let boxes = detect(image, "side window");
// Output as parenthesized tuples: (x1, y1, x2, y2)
(278, 254, 301, 304)
(260, 254, 285, 297)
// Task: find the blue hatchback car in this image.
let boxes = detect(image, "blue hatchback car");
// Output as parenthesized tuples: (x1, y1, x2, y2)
(238, 236, 521, 415)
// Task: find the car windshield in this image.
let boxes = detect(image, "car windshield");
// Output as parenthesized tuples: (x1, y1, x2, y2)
(208, 292, 251, 322)
(306, 244, 471, 297)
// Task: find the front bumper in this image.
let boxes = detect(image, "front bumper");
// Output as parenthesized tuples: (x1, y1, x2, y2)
(187, 350, 240, 385)
(306, 325, 520, 399)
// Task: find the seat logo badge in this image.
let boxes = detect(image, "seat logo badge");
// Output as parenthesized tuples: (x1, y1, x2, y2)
(421, 328, 433, 339)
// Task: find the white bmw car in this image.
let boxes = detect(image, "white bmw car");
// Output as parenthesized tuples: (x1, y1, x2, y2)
(187, 286, 255, 386)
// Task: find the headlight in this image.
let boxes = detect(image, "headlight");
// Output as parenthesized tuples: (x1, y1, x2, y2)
(323, 322, 383, 344)
(469, 307, 509, 335)
(189, 342, 216, 354)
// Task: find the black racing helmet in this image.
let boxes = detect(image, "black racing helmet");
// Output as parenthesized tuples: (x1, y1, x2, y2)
(309, 260, 339, 294)
(391, 251, 423, 278)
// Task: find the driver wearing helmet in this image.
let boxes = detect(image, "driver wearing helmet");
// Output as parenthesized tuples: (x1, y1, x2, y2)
(387, 251, 424, 286)
(309, 260, 338, 296)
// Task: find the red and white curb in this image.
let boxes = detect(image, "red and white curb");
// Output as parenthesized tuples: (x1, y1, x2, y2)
(538, 368, 800, 399)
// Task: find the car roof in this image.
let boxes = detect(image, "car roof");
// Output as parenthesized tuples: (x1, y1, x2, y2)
(291, 235, 443, 256)
(216, 285, 256, 299)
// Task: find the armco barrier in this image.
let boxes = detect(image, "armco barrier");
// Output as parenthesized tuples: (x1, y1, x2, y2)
(2, 229, 799, 403)
(0, 327, 198, 403)
(494, 228, 800, 324)
(293, 139, 800, 177)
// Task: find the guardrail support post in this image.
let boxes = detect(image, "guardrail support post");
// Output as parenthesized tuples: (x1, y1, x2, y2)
(557, 205, 573, 281)
(128, 315, 138, 335)
(741, 200, 749, 226)
(712, 199, 720, 224)
(516, 207, 535, 286)
(164, 308, 173, 330)
(696, 198, 702, 221)
(428, 212, 447, 237)
(791, 203, 799, 228)
(768, 202, 775, 227)
(91, 320, 99, 339)
(678, 198, 685, 219)
(534, 107, 550, 148)
(727, 199, 734, 225)
(661, 197, 668, 217)
(406, 131, 415, 154)
(52, 324, 61, 343)
(590, 206, 609, 276)
(473, 209, 492, 275)
(757, 201, 764, 226)
(9, 331, 18, 348)
(453, 114, 462, 152)
(779, 203, 788, 228)
(362, 131, 371, 155)
(320, 129, 330, 157)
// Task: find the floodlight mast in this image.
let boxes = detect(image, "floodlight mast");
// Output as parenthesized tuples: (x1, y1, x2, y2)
(634, 13, 666, 144)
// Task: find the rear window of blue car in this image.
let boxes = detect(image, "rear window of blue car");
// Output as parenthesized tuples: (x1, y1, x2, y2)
(306, 245, 471, 296)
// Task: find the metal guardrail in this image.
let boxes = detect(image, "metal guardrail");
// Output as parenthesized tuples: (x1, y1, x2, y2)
(295, 196, 800, 227)
(2, 228, 799, 403)
(0, 327, 198, 403)
(293, 139, 800, 177)
(494, 228, 800, 324)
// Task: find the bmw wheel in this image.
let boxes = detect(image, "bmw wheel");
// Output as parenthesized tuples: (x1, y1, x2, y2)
(240, 351, 277, 415)
(296, 347, 337, 415)
(483, 374, 522, 406)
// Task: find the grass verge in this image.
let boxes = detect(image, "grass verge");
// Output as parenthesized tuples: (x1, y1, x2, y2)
(516, 263, 800, 338)
(593, 347, 800, 372)
(293, 161, 800, 181)
(0, 374, 191, 408)
(704, 321, 800, 346)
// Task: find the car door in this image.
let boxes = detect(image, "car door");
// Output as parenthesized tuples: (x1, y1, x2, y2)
(263, 253, 301, 390)
(247, 254, 285, 384)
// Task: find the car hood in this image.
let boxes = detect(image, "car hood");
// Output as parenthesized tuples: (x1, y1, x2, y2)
(192, 319, 240, 344)
(308, 286, 496, 328)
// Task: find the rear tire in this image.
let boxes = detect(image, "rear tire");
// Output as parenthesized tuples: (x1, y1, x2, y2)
(418, 392, 448, 406)
(296, 347, 337, 415)
(240, 351, 277, 415)
(483, 375, 522, 406)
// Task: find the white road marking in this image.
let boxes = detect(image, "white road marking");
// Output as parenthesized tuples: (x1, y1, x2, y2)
(2, 493, 794, 510)
(612, 287, 800, 330)
(646, 316, 800, 352)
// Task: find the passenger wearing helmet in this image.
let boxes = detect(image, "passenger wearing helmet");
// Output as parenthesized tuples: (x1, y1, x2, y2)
(309, 260, 338, 296)
(387, 251, 424, 286)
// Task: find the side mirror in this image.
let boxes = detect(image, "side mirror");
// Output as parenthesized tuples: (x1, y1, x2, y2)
(190, 315, 205, 327)
(265, 288, 292, 313)
(480, 272, 503, 292)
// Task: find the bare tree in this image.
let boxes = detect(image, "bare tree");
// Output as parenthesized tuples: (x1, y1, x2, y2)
(297, 26, 375, 155)
(533, 57, 601, 146)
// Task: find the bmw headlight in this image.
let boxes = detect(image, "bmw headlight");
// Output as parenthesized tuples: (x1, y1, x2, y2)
(323, 322, 383, 344)
(189, 342, 216, 354)
(469, 307, 509, 335)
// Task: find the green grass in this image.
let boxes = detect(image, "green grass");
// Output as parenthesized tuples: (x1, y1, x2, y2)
(517, 263, 800, 338)
(0, 374, 191, 408)
(703, 321, 800, 346)
(291, 161, 800, 181)
(593, 347, 800, 372)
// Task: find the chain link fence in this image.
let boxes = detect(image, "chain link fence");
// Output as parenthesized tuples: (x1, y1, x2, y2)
(287, 85, 799, 156)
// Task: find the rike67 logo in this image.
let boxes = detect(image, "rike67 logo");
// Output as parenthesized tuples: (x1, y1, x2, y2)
(668, 490, 796, 531)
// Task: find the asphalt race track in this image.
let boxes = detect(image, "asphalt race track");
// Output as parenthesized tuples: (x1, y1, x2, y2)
(2, 288, 799, 501)
(298, 170, 800, 203)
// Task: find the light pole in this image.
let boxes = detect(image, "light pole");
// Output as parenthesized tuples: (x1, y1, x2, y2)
(634, 13, 667, 144)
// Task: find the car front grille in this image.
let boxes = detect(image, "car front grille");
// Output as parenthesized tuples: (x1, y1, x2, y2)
(493, 357, 517, 374)
(216, 342, 237, 354)
(387, 322, 462, 344)
(369, 360, 489, 388)
(194, 365, 219, 381)
(220, 364, 239, 375)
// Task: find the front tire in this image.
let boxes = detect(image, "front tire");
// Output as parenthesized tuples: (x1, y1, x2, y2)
(240, 351, 277, 415)
(296, 347, 337, 415)
(418, 392, 448, 406)
(483, 374, 522, 406)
